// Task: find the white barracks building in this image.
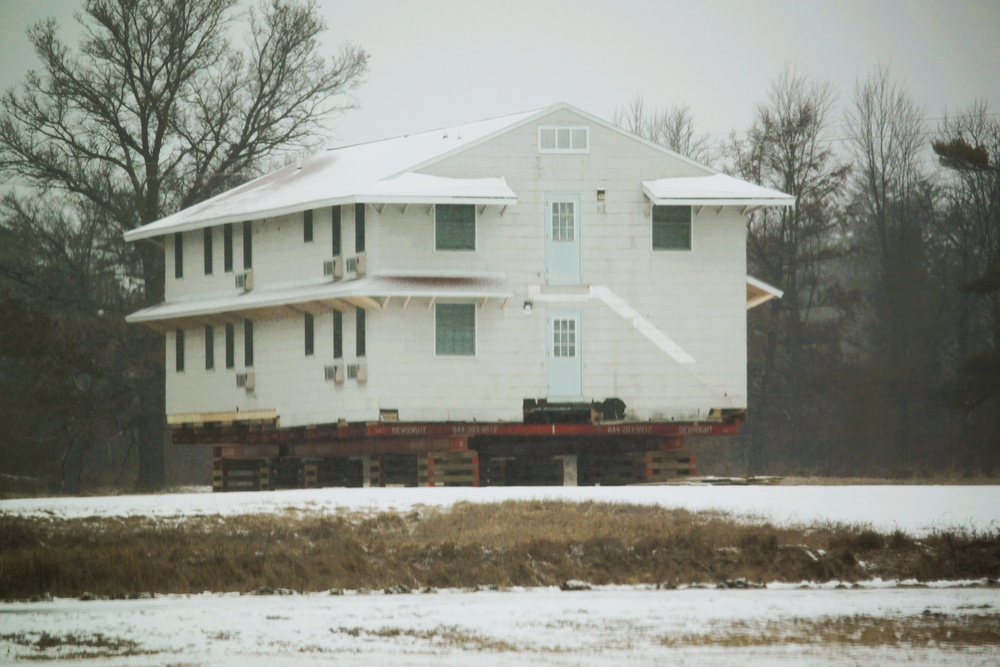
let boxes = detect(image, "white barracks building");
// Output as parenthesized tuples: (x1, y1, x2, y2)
(126, 103, 791, 435)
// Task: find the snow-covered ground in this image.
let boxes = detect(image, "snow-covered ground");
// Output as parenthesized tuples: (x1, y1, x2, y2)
(2, 486, 999, 665)
(1, 583, 998, 665)
(3, 485, 999, 535)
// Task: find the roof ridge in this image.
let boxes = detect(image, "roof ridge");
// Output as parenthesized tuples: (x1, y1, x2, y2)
(325, 105, 551, 153)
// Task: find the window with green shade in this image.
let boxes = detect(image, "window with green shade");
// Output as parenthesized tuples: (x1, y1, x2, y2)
(244, 319, 254, 367)
(304, 313, 314, 356)
(435, 303, 475, 356)
(333, 310, 343, 359)
(225, 323, 235, 369)
(203, 228, 213, 275)
(356, 308, 366, 357)
(242, 221, 253, 268)
(331, 206, 342, 256)
(435, 204, 475, 251)
(652, 205, 692, 251)
(174, 233, 183, 278)
(223, 224, 233, 273)
(204, 325, 214, 370)
(355, 203, 365, 253)
(175, 329, 185, 372)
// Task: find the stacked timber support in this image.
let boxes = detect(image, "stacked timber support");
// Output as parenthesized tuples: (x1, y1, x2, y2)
(186, 419, 735, 491)
(418, 451, 480, 487)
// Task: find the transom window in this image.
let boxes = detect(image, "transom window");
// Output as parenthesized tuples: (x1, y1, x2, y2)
(652, 205, 692, 251)
(436, 303, 476, 356)
(552, 318, 577, 358)
(551, 201, 576, 242)
(538, 126, 589, 153)
(435, 204, 475, 251)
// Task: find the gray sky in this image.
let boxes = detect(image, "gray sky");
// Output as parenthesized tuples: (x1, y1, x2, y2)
(1, 0, 998, 151)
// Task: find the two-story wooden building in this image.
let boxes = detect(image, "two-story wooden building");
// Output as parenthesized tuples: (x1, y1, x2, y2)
(126, 103, 791, 489)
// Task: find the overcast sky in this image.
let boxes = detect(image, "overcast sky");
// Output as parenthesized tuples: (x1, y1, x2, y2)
(1, 0, 998, 152)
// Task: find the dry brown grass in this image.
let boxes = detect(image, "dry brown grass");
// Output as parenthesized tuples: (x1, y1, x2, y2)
(661, 612, 1000, 647)
(1, 501, 998, 599)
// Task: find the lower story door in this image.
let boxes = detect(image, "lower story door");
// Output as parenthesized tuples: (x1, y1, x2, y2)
(546, 309, 582, 400)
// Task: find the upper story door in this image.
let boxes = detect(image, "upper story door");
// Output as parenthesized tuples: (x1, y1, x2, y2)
(545, 193, 581, 285)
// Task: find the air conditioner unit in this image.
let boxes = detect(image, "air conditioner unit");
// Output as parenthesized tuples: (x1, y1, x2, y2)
(324, 363, 345, 384)
(347, 362, 368, 382)
(236, 371, 255, 391)
(323, 256, 344, 280)
(346, 254, 367, 277)
(236, 270, 254, 291)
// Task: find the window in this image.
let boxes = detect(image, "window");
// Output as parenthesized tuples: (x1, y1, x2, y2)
(303, 210, 313, 243)
(244, 319, 254, 367)
(242, 220, 253, 269)
(550, 201, 576, 241)
(174, 233, 183, 278)
(538, 126, 589, 153)
(304, 313, 314, 356)
(436, 303, 475, 356)
(204, 325, 215, 370)
(331, 206, 342, 256)
(203, 228, 213, 275)
(356, 308, 366, 357)
(435, 204, 475, 251)
(652, 205, 692, 251)
(223, 224, 233, 273)
(333, 310, 343, 359)
(552, 319, 576, 357)
(355, 203, 365, 253)
(175, 329, 185, 372)
(225, 323, 235, 369)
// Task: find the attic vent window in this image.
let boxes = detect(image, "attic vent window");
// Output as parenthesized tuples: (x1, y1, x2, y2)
(539, 126, 589, 154)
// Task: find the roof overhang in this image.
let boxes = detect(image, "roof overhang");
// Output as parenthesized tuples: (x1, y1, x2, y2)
(643, 174, 795, 211)
(746, 275, 784, 310)
(126, 273, 514, 330)
(124, 174, 517, 242)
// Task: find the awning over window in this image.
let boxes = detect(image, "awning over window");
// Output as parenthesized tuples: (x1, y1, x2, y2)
(746, 275, 784, 310)
(126, 273, 513, 331)
(643, 174, 795, 209)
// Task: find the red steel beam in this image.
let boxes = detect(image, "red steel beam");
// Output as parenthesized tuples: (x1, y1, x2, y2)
(177, 420, 739, 446)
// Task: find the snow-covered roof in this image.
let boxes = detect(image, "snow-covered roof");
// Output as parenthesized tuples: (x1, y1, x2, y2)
(746, 275, 784, 310)
(126, 273, 513, 328)
(643, 174, 795, 208)
(124, 109, 541, 241)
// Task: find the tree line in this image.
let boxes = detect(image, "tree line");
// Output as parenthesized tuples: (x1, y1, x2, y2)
(1, 2, 996, 493)
(617, 67, 999, 476)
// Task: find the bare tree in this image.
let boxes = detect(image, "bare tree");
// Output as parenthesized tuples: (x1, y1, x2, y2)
(845, 65, 941, 472)
(612, 93, 715, 164)
(725, 67, 851, 473)
(0, 0, 368, 489)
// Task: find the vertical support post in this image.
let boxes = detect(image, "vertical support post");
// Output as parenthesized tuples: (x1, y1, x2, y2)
(554, 455, 578, 486)
(212, 448, 224, 493)
(259, 460, 271, 491)
(303, 460, 319, 489)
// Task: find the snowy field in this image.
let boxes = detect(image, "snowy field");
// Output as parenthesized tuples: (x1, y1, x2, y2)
(1, 583, 998, 665)
(3, 484, 999, 535)
(2, 486, 999, 665)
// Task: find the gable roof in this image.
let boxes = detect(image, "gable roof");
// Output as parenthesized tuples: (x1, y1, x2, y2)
(124, 108, 543, 241)
(124, 102, 789, 242)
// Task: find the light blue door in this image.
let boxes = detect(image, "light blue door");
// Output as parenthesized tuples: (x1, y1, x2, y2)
(547, 309, 583, 400)
(545, 193, 581, 285)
